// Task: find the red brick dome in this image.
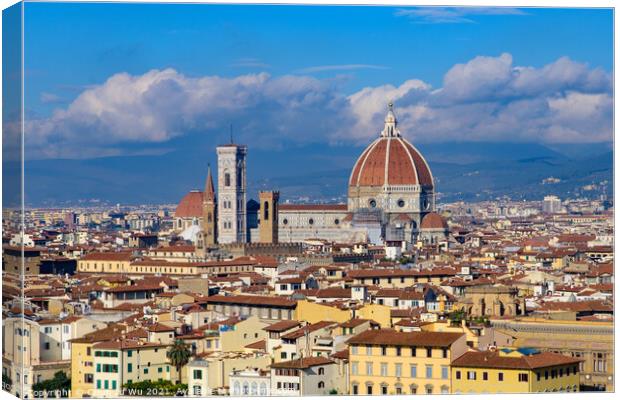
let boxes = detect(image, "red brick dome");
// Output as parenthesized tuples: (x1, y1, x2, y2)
(349, 104, 433, 188)
(175, 190, 204, 218)
(421, 212, 448, 230)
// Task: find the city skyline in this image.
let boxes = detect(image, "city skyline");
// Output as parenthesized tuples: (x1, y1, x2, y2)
(2, 2, 615, 399)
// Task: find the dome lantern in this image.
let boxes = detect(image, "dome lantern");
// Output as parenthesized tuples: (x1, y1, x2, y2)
(381, 102, 399, 138)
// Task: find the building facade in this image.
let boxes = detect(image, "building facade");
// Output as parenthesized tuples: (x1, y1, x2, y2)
(347, 329, 467, 395)
(451, 349, 581, 393)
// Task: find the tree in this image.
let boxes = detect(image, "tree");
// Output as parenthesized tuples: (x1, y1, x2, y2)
(166, 339, 191, 385)
(449, 308, 466, 327)
(32, 371, 71, 398)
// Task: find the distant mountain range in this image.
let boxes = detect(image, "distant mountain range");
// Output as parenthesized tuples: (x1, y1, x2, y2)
(10, 141, 613, 208)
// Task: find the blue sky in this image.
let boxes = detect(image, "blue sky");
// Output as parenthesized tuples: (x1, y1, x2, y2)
(20, 3, 613, 161)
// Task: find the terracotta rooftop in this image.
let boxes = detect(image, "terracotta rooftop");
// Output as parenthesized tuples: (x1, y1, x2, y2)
(421, 212, 449, 230)
(451, 350, 580, 370)
(205, 294, 296, 308)
(347, 328, 464, 347)
(264, 320, 303, 332)
(174, 190, 203, 218)
(81, 252, 134, 262)
(281, 321, 337, 340)
(349, 134, 433, 187)
(271, 356, 335, 369)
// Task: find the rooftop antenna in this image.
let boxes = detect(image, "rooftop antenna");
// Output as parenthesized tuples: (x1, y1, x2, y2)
(230, 124, 233, 144)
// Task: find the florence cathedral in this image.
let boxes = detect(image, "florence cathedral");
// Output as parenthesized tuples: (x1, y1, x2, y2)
(174, 104, 448, 253)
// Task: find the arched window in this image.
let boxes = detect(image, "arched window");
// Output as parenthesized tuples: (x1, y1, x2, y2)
(225, 173, 231, 187)
(251, 382, 258, 395)
(264, 202, 269, 220)
(260, 383, 267, 396)
(243, 382, 249, 395)
(233, 382, 240, 396)
(318, 381, 325, 389)
(318, 367, 325, 375)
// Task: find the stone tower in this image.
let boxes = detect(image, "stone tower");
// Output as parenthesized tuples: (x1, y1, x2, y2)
(216, 143, 248, 244)
(202, 165, 217, 246)
(259, 191, 279, 243)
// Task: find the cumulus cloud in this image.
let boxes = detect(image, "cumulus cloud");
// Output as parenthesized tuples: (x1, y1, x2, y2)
(26, 69, 355, 158)
(347, 54, 612, 145)
(28, 53, 612, 159)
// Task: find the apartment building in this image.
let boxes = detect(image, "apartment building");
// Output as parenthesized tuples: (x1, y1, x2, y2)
(347, 329, 467, 395)
(451, 349, 581, 393)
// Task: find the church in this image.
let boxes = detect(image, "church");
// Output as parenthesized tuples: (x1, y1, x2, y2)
(174, 103, 448, 251)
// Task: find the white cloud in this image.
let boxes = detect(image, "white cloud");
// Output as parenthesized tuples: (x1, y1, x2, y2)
(395, 7, 527, 24)
(27, 53, 612, 159)
(26, 69, 354, 158)
(347, 54, 612, 145)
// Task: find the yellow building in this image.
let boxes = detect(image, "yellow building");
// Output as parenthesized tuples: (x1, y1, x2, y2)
(346, 268, 456, 288)
(491, 317, 614, 391)
(451, 349, 581, 393)
(92, 339, 172, 397)
(70, 324, 128, 398)
(347, 329, 467, 395)
(77, 252, 134, 273)
(295, 300, 350, 324)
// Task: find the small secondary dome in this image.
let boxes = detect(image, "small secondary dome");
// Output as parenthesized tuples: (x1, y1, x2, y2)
(421, 212, 448, 230)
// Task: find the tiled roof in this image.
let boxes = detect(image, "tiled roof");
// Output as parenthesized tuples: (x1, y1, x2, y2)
(281, 321, 337, 340)
(205, 294, 297, 308)
(271, 356, 334, 369)
(349, 136, 433, 187)
(451, 350, 580, 370)
(264, 320, 302, 332)
(245, 339, 266, 351)
(346, 328, 463, 347)
(175, 191, 204, 218)
(421, 212, 448, 230)
(81, 252, 134, 262)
